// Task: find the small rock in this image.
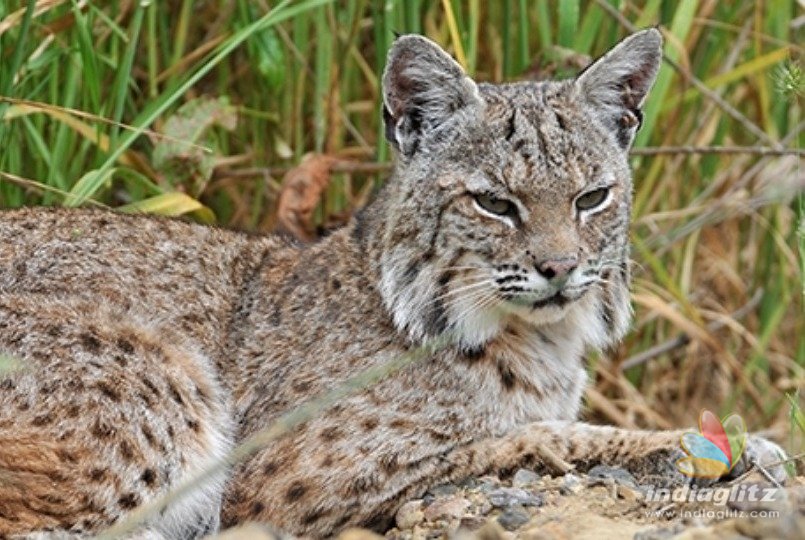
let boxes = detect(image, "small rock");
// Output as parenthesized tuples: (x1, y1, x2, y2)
(396, 499, 425, 529)
(458, 515, 488, 531)
(497, 505, 531, 531)
(560, 473, 583, 495)
(512, 468, 541, 488)
(488, 487, 544, 508)
(458, 477, 481, 489)
(478, 477, 503, 495)
(587, 465, 638, 488)
(423, 495, 471, 522)
(428, 483, 459, 497)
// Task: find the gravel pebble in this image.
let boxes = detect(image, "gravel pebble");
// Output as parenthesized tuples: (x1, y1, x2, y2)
(560, 473, 583, 495)
(385, 472, 803, 540)
(488, 487, 544, 508)
(458, 516, 488, 531)
(496, 505, 531, 531)
(478, 477, 503, 495)
(427, 483, 459, 497)
(587, 465, 638, 488)
(512, 469, 541, 488)
(423, 495, 471, 522)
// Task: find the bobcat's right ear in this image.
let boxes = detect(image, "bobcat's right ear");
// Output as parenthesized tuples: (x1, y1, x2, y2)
(382, 35, 481, 156)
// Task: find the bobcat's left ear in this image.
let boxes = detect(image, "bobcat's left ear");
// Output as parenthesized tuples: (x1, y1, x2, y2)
(576, 28, 662, 148)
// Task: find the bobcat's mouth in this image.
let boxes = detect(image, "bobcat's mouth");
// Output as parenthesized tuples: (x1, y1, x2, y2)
(507, 286, 590, 311)
(531, 291, 571, 309)
(498, 281, 592, 315)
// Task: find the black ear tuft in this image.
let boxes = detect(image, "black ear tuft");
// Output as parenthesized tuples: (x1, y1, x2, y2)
(576, 28, 662, 148)
(383, 105, 399, 151)
(382, 35, 481, 156)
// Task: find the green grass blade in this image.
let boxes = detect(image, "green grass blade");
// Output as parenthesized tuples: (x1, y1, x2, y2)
(558, 0, 579, 48)
(534, 0, 552, 53)
(109, 2, 146, 150)
(634, 0, 699, 147)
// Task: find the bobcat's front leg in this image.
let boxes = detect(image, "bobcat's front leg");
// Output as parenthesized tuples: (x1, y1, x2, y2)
(443, 421, 687, 486)
(443, 422, 788, 489)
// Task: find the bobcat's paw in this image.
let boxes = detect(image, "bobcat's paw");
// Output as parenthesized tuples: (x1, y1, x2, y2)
(730, 435, 789, 484)
(625, 446, 693, 488)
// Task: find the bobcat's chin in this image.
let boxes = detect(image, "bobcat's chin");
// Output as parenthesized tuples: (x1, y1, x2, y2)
(499, 285, 592, 326)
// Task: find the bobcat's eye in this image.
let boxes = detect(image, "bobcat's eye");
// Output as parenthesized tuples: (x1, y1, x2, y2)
(575, 188, 610, 211)
(474, 194, 517, 219)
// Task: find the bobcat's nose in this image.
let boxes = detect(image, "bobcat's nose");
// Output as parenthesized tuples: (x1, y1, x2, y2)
(536, 257, 578, 281)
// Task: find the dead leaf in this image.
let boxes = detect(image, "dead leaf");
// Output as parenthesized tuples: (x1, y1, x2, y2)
(274, 154, 338, 242)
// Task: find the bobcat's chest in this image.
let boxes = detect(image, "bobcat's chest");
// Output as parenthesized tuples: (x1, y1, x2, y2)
(456, 322, 588, 435)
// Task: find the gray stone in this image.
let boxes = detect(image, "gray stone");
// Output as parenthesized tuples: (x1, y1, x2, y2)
(497, 505, 531, 531)
(478, 476, 502, 495)
(423, 495, 471, 522)
(458, 516, 488, 531)
(427, 483, 459, 497)
(512, 468, 541, 488)
(560, 473, 583, 495)
(587, 465, 638, 489)
(457, 477, 481, 489)
(488, 487, 544, 508)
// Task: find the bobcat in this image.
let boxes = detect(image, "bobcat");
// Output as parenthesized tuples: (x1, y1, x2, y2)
(0, 29, 786, 539)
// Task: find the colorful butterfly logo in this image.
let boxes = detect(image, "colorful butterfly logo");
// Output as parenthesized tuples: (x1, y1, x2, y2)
(676, 409, 747, 478)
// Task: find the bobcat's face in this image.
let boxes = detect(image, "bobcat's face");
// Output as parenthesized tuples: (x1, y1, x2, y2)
(377, 31, 661, 349)
(425, 84, 632, 330)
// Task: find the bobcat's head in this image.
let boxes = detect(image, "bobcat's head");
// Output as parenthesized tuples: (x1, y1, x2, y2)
(370, 30, 662, 352)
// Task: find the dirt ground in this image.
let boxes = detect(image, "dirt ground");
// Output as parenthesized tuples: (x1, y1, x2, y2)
(383, 469, 804, 540)
(216, 468, 804, 540)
